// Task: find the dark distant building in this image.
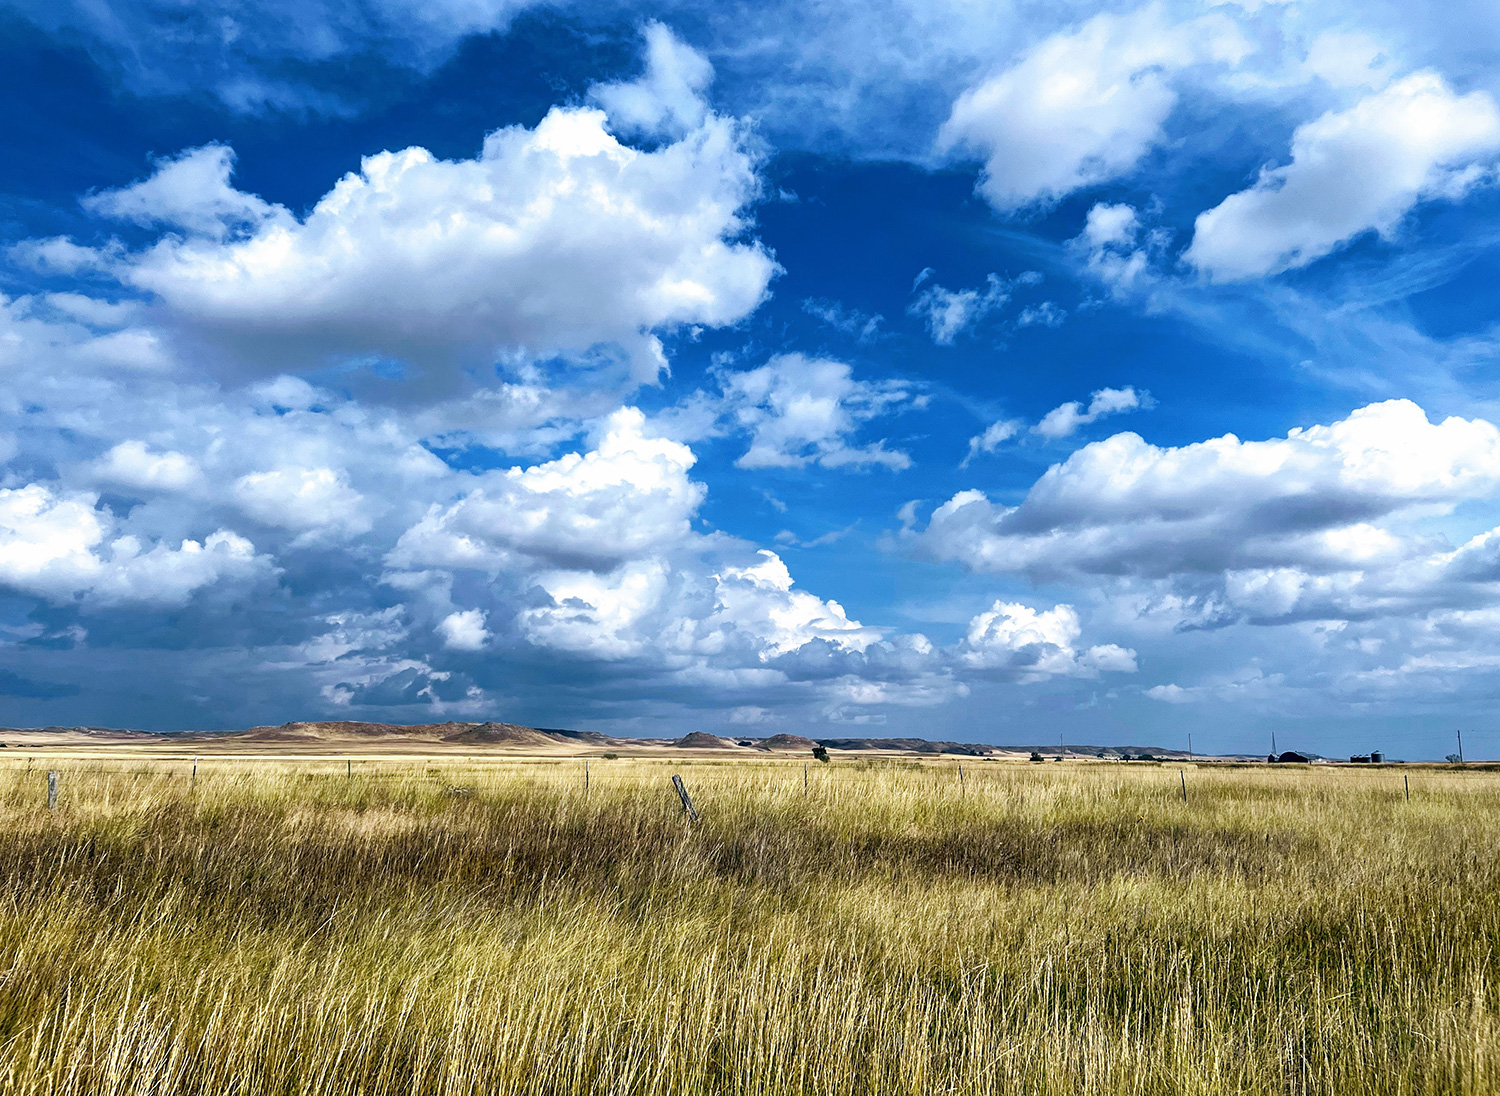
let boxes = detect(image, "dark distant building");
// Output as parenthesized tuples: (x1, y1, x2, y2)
(1274, 751, 1315, 763)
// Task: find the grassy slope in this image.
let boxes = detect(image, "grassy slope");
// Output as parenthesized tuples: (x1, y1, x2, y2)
(0, 758, 1495, 1094)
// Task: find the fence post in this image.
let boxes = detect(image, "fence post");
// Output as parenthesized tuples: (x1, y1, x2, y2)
(192, 757, 198, 785)
(1405, 773, 1410, 802)
(585, 759, 589, 791)
(672, 774, 700, 822)
(1180, 769, 1187, 803)
(347, 759, 351, 779)
(803, 763, 807, 794)
(47, 770, 58, 811)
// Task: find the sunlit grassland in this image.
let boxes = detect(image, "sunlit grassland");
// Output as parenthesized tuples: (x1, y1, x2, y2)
(0, 756, 1496, 1094)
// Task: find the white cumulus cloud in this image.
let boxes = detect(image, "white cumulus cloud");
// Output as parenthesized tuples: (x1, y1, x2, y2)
(915, 399, 1500, 580)
(1187, 71, 1500, 280)
(390, 407, 705, 573)
(591, 22, 714, 139)
(0, 484, 266, 607)
(81, 144, 282, 240)
(908, 270, 1027, 344)
(1035, 386, 1152, 440)
(937, 5, 1248, 210)
(89, 440, 203, 493)
(959, 601, 1137, 682)
(234, 467, 371, 539)
(719, 354, 915, 471)
(437, 609, 490, 651)
(59, 45, 777, 384)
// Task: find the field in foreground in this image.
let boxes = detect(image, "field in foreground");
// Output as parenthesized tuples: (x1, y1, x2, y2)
(0, 758, 1495, 1094)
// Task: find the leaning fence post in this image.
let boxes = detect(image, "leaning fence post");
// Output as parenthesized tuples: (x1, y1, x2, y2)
(585, 759, 590, 791)
(192, 757, 198, 786)
(672, 774, 700, 822)
(47, 770, 58, 811)
(1180, 769, 1187, 803)
(1405, 773, 1410, 802)
(959, 763, 965, 792)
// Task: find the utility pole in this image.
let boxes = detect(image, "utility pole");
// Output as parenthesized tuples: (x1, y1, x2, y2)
(1188, 732, 1193, 758)
(1458, 729, 1465, 765)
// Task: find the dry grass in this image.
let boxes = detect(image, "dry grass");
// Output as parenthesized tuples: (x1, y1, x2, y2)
(0, 756, 1495, 1094)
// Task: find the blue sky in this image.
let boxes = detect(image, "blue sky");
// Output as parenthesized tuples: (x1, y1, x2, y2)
(3, 0, 1500, 758)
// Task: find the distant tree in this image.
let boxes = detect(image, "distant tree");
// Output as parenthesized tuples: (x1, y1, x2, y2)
(812, 746, 830, 763)
(1030, 751, 1044, 763)
(1447, 753, 1463, 764)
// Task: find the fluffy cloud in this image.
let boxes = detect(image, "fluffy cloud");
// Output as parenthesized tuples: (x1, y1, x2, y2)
(1186, 72, 1500, 280)
(1070, 202, 1168, 293)
(908, 270, 1028, 344)
(437, 609, 490, 651)
(713, 551, 882, 656)
(88, 441, 203, 493)
(80, 145, 281, 240)
(591, 22, 714, 139)
(718, 354, 916, 470)
(57, 38, 776, 384)
(1035, 387, 1151, 440)
(915, 400, 1500, 581)
(937, 5, 1247, 210)
(391, 408, 705, 573)
(519, 550, 882, 664)
(962, 419, 1022, 467)
(959, 601, 1137, 682)
(233, 467, 371, 539)
(0, 484, 267, 607)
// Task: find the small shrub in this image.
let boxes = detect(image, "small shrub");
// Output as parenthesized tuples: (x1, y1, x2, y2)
(602, 752, 618, 760)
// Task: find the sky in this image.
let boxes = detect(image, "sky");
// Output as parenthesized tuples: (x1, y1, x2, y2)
(2, 0, 1500, 758)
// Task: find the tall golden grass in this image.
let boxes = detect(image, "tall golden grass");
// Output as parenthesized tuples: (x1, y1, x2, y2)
(0, 756, 1495, 1094)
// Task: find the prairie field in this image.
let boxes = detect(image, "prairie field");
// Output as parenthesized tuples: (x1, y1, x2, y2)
(0, 756, 1496, 1095)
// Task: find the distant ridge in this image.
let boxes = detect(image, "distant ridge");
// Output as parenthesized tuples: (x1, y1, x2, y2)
(760, 734, 817, 750)
(0, 719, 1223, 759)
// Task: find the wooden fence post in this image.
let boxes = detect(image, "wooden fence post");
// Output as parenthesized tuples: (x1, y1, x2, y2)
(585, 759, 589, 791)
(672, 774, 700, 822)
(1180, 770, 1187, 803)
(959, 763, 965, 792)
(47, 770, 58, 811)
(1405, 773, 1410, 802)
(192, 757, 198, 785)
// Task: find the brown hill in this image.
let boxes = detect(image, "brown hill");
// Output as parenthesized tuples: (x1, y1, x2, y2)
(761, 734, 817, 750)
(443, 722, 563, 748)
(673, 732, 738, 749)
(537, 728, 614, 746)
(236, 721, 472, 742)
(816, 738, 996, 756)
